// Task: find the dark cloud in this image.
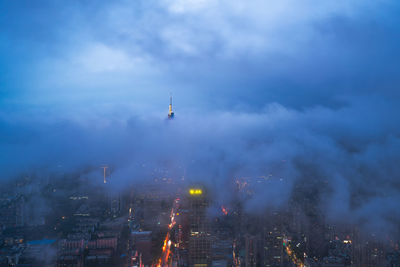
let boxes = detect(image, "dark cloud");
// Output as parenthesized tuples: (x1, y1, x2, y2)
(1, 0, 400, 234)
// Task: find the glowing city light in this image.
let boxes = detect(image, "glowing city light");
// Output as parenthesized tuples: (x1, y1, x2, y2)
(221, 206, 228, 215)
(189, 188, 202, 195)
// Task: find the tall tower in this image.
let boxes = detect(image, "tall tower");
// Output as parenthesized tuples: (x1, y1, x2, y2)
(101, 166, 108, 183)
(187, 187, 211, 266)
(168, 95, 174, 119)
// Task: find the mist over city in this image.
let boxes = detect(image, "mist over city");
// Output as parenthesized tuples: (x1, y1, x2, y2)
(1, 1, 400, 266)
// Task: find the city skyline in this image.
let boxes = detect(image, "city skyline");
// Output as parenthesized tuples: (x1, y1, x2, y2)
(1, 1, 400, 266)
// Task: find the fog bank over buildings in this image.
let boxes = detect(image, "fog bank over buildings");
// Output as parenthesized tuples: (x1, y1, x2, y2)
(1, 3, 400, 263)
(2, 96, 400, 234)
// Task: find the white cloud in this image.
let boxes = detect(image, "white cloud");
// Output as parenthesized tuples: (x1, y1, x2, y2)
(163, 0, 214, 14)
(114, 0, 379, 58)
(74, 43, 138, 73)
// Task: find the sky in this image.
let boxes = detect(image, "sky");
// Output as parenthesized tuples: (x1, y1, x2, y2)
(1, 0, 400, 231)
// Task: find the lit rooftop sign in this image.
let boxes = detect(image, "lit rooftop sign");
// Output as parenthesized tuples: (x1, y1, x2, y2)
(189, 189, 202, 195)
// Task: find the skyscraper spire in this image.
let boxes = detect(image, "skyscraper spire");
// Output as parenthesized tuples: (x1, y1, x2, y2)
(168, 94, 174, 119)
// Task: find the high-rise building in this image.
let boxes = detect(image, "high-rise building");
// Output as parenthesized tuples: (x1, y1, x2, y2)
(187, 187, 211, 266)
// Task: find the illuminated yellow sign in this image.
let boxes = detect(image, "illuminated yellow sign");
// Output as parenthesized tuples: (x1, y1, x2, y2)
(189, 189, 203, 195)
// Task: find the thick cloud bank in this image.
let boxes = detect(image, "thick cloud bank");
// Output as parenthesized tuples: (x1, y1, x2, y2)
(1, 0, 400, 234)
(2, 97, 400, 232)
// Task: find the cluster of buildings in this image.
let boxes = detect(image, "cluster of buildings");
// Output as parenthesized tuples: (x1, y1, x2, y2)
(0, 173, 128, 267)
(131, 173, 400, 267)
(56, 217, 123, 267)
(1, 164, 400, 267)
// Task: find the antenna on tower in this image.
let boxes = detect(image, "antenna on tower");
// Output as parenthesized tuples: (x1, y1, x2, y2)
(101, 166, 109, 184)
(168, 93, 174, 119)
